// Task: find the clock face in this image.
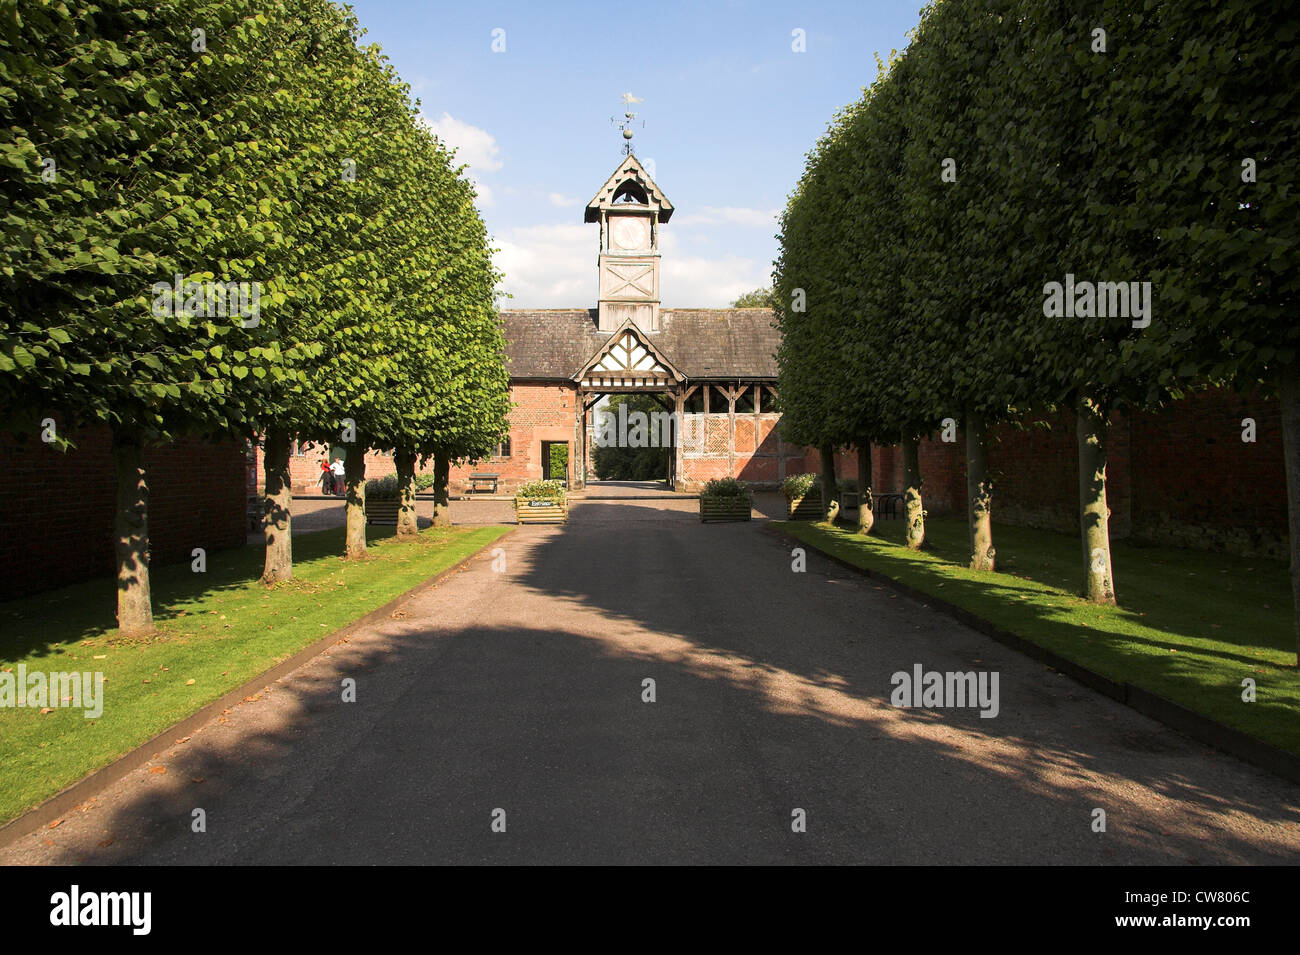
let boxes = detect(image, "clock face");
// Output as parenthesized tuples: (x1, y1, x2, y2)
(611, 216, 648, 250)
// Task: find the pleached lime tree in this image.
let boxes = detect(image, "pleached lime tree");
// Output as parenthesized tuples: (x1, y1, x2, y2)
(773, 101, 865, 521)
(899, 0, 1033, 572)
(0, 0, 304, 633)
(836, 55, 913, 537)
(1087, 0, 1300, 655)
(0, 0, 509, 628)
(852, 53, 933, 549)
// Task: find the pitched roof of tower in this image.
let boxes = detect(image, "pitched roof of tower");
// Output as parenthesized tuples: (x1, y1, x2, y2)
(500, 308, 779, 381)
(585, 154, 674, 223)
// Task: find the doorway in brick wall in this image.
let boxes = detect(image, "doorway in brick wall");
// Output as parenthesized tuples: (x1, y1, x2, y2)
(541, 441, 570, 487)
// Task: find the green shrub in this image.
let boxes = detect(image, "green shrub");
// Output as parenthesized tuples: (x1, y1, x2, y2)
(517, 479, 565, 501)
(364, 474, 400, 501)
(701, 477, 750, 500)
(780, 472, 821, 500)
(840, 477, 858, 493)
(414, 473, 437, 492)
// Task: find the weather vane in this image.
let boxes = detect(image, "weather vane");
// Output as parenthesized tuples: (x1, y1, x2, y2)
(611, 92, 645, 156)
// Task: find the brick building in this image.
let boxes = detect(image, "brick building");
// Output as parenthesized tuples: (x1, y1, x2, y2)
(275, 152, 789, 494)
(473, 153, 789, 492)
(258, 152, 1286, 561)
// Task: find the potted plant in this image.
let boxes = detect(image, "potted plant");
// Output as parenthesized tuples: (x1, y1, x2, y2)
(364, 474, 401, 525)
(781, 472, 826, 520)
(515, 479, 567, 524)
(699, 477, 753, 522)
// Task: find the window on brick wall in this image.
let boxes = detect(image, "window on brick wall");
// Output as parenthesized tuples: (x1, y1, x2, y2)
(495, 436, 512, 458)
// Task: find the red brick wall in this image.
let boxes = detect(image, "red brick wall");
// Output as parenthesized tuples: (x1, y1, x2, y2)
(250, 383, 577, 495)
(680, 411, 793, 488)
(252, 381, 1287, 558)
(452, 382, 577, 492)
(0, 427, 247, 600)
(794, 387, 1287, 558)
(1129, 388, 1284, 556)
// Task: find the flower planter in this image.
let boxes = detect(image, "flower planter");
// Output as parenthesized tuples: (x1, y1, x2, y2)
(699, 495, 753, 522)
(785, 493, 824, 520)
(365, 499, 401, 525)
(515, 497, 567, 524)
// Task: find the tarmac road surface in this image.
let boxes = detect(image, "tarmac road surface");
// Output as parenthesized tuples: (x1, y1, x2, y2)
(4, 498, 1297, 864)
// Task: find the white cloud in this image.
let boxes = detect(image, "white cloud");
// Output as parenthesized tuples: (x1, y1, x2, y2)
(673, 205, 780, 229)
(420, 112, 502, 172)
(494, 223, 592, 308)
(658, 230, 769, 306)
(493, 222, 770, 309)
(418, 112, 501, 207)
(547, 192, 583, 207)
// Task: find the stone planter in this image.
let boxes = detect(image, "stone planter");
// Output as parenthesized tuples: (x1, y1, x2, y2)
(515, 496, 567, 524)
(699, 494, 753, 522)
(365, 499, 401, 525)
(785, 493, 824, 520)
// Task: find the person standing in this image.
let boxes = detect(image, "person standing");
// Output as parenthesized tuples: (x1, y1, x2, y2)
(330, 456, 346, 496)
(319, 457, 334, 494)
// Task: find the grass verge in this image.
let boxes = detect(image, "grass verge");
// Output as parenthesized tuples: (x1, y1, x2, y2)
(776, 516, 1300, 757)
(0, 524, 510, 825)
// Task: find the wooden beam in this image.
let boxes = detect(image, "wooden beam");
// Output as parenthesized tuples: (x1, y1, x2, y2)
(727, 386, 737, 476)
(674, 390, 685, 490)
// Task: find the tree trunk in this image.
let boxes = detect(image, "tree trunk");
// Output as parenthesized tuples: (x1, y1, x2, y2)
(112, 428, 154, 635)
(856, 439, 874, 535)
(261, 428, 293, 583)
(395, 447, 418, 538)
(432, 450, 450, 527)
(1077, 396, 1116, 604)
(966, 411, 995, 572)
(344, 444, 367, 558)
(1278, 361, 1300, 666)
(819, 443, 839, 523)
(902, 433, 925, 550)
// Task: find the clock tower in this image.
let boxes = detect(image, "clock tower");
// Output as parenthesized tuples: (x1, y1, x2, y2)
(585, 153, 673, 333)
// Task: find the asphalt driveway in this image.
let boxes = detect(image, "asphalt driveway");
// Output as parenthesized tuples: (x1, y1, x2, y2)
(5, 500, 1297, 864)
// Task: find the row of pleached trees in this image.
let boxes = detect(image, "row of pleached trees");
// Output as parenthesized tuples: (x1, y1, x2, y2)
(773, 0, 1300, 659)
(0, 1, 510, 633)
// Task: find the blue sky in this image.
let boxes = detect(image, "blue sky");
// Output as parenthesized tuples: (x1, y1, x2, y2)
(347, 0, 926, 307)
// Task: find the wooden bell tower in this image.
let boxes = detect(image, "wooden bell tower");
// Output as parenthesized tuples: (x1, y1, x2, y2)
(585, 153, 673, 334)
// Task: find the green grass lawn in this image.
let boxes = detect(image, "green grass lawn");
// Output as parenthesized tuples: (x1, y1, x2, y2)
(777, 515, 1300, 756)
(0, 523, 509, 826)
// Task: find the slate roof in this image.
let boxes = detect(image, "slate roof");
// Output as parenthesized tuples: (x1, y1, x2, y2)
(501, 308, 780, 381)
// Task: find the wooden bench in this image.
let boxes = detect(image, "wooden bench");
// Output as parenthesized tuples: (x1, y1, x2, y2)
(365, 499, 400, 525)
(469, 472, 500, 495)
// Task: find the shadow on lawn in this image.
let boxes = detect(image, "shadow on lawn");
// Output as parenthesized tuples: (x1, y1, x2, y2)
(0, 520, 430, 664)
(823, 516, 1292, 656)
